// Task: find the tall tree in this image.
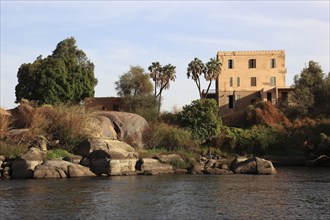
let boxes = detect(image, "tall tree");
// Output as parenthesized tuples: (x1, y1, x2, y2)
(204, 57, 221, 98)
(285, 61, 328, 117)
(178, 99, 222, 144)
(187, 57, 221, 99)
(115, 66, 153, 97)
(187, 58, 205, 99)
(15, 37, 97, 105)
(115, 66, 158, 121)
(148, 62, 176, 112)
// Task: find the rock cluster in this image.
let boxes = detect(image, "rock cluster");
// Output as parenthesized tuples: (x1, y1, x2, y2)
(188, 157, 233, 175)
(230, 156, 277, 175)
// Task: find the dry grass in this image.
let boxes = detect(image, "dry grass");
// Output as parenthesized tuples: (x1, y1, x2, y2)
(4, 103, 95, 152)
(0, 114, 10, 139)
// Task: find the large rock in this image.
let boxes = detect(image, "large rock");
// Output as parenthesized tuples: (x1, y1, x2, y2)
(75, 138, 139, 176)
(75, 139, 138, 159)
(136, 158, 174, 175)
(11, 147, 45, 178)
(255, 157, 277, 174)
(187, 161, 204, 174)
(230, 156, 276, 175)
(95, 111, 148, 149)
(88, 116, 117, 139)
(109, 159, 137, 175)
(33, 160, 95, 179)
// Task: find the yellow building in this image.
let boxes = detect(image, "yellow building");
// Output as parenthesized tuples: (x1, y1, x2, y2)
(216, 50, 292, 116)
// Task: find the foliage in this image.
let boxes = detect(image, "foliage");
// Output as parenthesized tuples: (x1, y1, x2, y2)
(285, 61, 329, 118)
(121, 95, 159, 121)
(46, 149, 71, 160)
(15, 37, 97, 105)
(221, 125, 281, 155)
(148, 62, 176, 112)
(143, 122, 198, 151)
(115, 66, 158, 121)
(187, 57, 221, 99)
(158, 111, 179, 125)
(115, 66, 153, 97)
(244, 101, 290, 127)
(0, 141, 28, 159)
(178, 99, 221, 144)
(168, 157, 191, 169)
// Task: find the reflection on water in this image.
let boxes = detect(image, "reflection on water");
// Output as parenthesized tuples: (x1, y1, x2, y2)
(1, 167, 329, 219)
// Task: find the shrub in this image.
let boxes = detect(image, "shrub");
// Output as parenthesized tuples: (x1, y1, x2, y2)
(168, 158, 191, 169)
(158, 111, 179, 125)
(221, 125, 281, 155)
(244, 101, 290, 127)
(0, 141, 28, 159)
(121, 95, 159, 121)
(7, 103, 94, 152)
(143, 122, 198, 151)
(0, 113, 10, 139)
(178, 99, 222, 144)
(45, 104, 94, 152)
(46, 149, 71, 160)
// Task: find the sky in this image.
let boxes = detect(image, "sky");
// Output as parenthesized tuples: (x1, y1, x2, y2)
(1, 0, 329, 111)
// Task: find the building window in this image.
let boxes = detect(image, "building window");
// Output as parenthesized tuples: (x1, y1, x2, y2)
(271, 58, 276, 68)
(229, 77, 233, 87)
(237, 77, 240, 87)
(270, 76, 276, 86)
(251, 77, 257, 86)
(249, 59, 256, 68)
(228, 59, 234, 69)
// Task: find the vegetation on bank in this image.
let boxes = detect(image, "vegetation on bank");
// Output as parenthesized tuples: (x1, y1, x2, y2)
(1, 36, 329, 165)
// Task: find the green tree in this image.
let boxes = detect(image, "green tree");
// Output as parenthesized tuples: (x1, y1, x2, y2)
(287, 61, 328, 117)
(186, 58, 205, 99)
(187, 57, 221, 99)
(15, 37, 98, 105)
(115, 66, 158, 121)
(178, 99, 222, 144)
(115, 66, 153, 96)
(204, 57, 221, 98)
(148, 62, 176, 113)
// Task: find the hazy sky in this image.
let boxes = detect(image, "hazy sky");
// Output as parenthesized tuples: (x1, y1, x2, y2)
(1, 1, 329, 111)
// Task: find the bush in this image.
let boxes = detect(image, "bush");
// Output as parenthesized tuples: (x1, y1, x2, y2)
(0, 141, 28, 159)
(221, 125, 281, 155)
(122, 95, 159, 121)
(6, 103, 94, 152)
(244, 101, 290, 127)
(178, 99, 222, 144)
(46, 149, 71, 160)
(45, 104, 94, 152)
(143, 122, 198, 151)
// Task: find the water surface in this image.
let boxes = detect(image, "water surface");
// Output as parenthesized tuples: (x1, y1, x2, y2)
(1, 167, 329, 219)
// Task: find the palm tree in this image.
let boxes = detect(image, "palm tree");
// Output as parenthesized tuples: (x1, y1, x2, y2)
(187, 58, 205, 99)
(148, 62, 162, 97)
(203, 57, 221, 98)
(148, 62, 176, 113)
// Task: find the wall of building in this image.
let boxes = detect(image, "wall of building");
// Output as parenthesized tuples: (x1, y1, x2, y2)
(216, 50, 286, 115)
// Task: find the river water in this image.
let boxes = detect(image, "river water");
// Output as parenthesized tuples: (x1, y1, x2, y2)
(0, 167, 329, 219)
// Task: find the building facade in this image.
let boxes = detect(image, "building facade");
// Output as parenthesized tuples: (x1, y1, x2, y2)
(216, 50, 291, 116)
